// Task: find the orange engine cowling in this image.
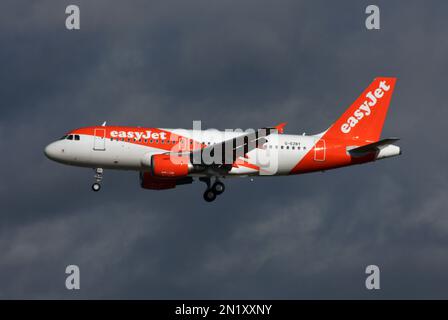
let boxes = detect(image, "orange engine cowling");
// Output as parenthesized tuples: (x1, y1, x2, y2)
(151, 154, 191, 178)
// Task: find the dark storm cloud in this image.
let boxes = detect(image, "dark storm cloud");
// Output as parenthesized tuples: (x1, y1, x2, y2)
(1, 0, 448, 298)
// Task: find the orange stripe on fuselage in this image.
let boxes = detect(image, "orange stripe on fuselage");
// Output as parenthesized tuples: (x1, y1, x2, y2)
(290, 138, 376, 174)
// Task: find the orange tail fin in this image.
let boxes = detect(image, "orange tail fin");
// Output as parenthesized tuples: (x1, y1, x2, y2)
(324, 77, 397, 142)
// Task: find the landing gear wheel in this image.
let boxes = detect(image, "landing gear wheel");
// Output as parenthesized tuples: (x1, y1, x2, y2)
(203, 189, 216, 202)
(92, 168, 103, 192)
(92, 183, 101, 192)
(212, 181, 225, 195)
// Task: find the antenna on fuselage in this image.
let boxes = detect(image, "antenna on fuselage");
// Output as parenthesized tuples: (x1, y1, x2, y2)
(101, 121, 107, 127)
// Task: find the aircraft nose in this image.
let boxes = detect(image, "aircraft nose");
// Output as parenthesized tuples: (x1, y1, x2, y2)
(44, 142, 59, 161)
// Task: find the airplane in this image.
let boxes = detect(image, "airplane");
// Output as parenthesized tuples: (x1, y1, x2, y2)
(44, 77, 401, 202)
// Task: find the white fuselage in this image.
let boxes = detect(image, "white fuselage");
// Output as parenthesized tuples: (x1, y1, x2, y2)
(45, 129, 318, 177)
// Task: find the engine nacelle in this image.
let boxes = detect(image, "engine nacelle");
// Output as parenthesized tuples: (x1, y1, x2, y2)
(139, 172, 194, 190)
(151, 154, 192, 178)
(140, 172, 177, 189)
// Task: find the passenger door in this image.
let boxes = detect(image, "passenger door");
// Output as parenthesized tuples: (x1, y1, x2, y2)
(93, 128, 106, 151)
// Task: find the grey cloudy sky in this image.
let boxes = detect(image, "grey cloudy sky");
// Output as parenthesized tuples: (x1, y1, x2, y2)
(0, 0, 447, 299)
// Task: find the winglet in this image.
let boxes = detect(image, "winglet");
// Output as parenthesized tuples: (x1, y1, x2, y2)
(275, 122, 287, 134)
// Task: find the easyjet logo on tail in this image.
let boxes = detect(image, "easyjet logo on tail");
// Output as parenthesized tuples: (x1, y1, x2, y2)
(340, 80, 391, 134)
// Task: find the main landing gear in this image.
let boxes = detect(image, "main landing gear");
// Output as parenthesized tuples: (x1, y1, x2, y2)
(200, 177, 225, 202)
(91, 168, 103, 192)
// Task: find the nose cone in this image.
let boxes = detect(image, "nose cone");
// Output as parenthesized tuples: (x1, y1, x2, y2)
(44, 142, 59, 161)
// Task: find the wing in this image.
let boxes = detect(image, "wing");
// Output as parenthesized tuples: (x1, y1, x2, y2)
(189, 126, 280, 166)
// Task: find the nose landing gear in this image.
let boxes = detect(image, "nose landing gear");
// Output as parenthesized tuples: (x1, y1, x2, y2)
(200, 177, 225, 202)
(91, 168, 103, 192)
(92, 183, 101, 192)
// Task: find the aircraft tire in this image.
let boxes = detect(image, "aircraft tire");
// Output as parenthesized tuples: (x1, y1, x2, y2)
(203, 189, 216, 202)
(212, 181, 225, 195)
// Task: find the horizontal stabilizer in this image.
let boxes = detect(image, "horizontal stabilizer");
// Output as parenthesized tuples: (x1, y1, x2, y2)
(348, 138, 400, 156)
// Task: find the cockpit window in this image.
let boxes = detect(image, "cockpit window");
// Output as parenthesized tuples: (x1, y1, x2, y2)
(75, 135, 80, 141)
(60, 135, 68, 140)
(67, 135, 73, 140)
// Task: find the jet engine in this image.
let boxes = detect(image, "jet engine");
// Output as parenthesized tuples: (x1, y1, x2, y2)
(150, 154, 192, 178)
(139, 171, 193, 190)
